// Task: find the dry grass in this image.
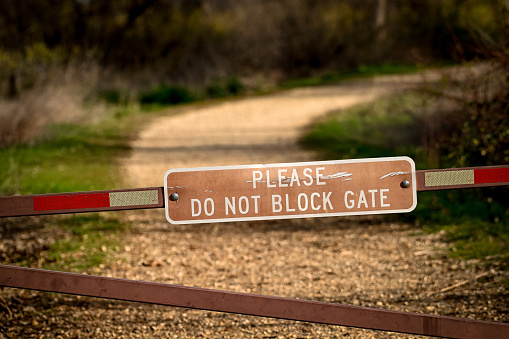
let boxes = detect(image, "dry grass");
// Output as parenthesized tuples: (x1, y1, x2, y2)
(0, 63, 103, 148)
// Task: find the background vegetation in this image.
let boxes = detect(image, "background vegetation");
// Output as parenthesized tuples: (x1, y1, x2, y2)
(1, 0, 506, 148)
(0, 0, 506, 102)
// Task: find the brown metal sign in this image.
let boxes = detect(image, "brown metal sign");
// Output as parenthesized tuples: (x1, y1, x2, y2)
(164, 157, 417, 224)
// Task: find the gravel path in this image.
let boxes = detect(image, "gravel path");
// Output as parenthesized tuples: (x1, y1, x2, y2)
(2, 74, 508, 338)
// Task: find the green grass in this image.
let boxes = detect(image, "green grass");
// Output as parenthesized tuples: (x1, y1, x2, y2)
(0, 103, 157, 271)
(43, 214, 129, 272)
(417, 189, 508, 262)
(430, 221, 508, 261)
(301, 92, 509, 263)
(301, 93, 431, 167)
(0, 123, 130, 195)
(140, 85, 196, 106)
(280, 63, 427, 89)
(0, 125, 127, 195)
(98, 77, 246, 110)
(0, 101, 170, 196)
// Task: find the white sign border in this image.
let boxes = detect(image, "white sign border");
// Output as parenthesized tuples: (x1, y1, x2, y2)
(164, 156, 417, 224)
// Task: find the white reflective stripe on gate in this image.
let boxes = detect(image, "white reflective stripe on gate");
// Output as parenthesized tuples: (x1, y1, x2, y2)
(109, 190, 160, 207)
(425, 170, 474, 187)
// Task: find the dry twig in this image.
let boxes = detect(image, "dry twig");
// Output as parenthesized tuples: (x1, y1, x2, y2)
(429, 271, 492, 296)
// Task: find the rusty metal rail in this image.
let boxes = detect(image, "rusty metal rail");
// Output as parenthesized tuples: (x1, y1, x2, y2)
(1, 165, 507, 218)
(415, 165, 509, 191)
(0, 187, 164, 218)
(1, 264, 507, 338)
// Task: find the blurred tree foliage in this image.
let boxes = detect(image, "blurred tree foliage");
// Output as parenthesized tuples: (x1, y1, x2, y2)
(416, 3, 509, 225)
(425, 5, 509, 168)
(0, 0, 506, 94)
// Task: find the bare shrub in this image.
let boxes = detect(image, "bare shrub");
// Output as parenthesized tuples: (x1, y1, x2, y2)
(0, 61, 102, 147)
(422, 62, 509, 167)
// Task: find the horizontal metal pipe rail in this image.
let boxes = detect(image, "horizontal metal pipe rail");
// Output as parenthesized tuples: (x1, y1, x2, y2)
(1, 165, 508, 218)
(1, 264, 507, 338)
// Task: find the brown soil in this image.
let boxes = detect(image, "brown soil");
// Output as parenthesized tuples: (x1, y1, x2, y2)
(1, 74, 508, 338)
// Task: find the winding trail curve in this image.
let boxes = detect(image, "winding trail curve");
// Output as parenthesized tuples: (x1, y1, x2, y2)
(124, 75, 429, 187)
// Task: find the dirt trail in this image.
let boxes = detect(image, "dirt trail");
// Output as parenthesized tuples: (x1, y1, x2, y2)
(124, 74, 430, 188)
(2, 74, 507, 338)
